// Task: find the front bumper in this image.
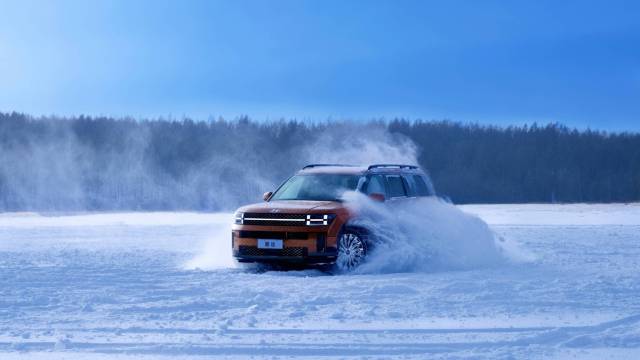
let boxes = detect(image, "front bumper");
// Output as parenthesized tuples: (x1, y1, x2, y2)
(231, 228, 338, 264)
(233, 246, 337, 264)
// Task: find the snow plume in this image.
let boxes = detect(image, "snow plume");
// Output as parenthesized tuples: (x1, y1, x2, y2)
(183, 214, 237, 270)
(0, 121, 87, 210)
(300, 122, 418, 165)
(0, 117, 420, 211)
(343, 192, 526, 273)
(184, 123, 421, 270)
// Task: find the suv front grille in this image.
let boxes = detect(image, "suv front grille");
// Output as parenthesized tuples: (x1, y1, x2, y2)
(238, 231, 309, 240)
(238, 246, 307, 257)
(242, 213, 307, 226)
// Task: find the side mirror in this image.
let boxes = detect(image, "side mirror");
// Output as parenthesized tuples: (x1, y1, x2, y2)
(368, 192, 385, 202)
(263, 191, 273, 201)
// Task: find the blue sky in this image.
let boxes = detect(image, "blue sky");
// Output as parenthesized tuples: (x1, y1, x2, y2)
(0, 0, 638, 130)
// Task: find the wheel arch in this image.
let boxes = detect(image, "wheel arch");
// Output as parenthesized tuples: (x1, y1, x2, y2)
(337, 222, 374, 251)
(337, 222, 371, 240)
(335, 223, 370, 272)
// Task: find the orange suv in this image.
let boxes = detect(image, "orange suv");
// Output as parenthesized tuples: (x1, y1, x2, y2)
(232, 164, 434, 270)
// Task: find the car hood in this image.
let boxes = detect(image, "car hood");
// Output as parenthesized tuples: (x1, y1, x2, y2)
(237, 200, 345, 213)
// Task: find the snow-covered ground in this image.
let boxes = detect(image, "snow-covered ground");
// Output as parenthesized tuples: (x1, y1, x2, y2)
(2, 204, 640, 359)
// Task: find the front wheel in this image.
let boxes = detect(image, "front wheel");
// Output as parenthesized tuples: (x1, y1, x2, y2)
(336, 230, 367, 272)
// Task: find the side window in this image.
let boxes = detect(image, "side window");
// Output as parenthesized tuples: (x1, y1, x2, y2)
(402, 175, 416, 197)
(386, 175, 407, 198)
(364, 175, 386, 196)
(412, 175, 431, 196)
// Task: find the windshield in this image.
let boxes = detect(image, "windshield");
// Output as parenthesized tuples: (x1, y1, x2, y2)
(270, 174, 361, 201)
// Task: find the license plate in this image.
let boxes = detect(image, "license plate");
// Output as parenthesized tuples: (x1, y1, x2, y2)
(257, 239, 283, 249)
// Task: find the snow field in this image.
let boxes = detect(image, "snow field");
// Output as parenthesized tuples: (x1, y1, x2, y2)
(1, 204, 640, 358)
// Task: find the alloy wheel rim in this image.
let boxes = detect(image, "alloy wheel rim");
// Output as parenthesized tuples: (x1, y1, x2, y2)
(337, 233, 366, 271)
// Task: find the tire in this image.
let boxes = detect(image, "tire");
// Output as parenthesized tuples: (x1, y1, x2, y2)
(335, 228, 368, 272)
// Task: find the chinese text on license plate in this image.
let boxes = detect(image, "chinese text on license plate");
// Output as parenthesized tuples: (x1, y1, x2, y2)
(258, 239, 283, 249)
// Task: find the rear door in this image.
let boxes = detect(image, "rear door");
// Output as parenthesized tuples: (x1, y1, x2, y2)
(384, 175, 408, 200)
(403, 173, 433, 197)
(364, 175, 387, 197)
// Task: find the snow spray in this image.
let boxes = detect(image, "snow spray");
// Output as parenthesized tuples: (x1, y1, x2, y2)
(343, 192, 528, 274)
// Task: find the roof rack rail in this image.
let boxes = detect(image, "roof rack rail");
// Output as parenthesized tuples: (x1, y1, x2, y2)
(367, 164, 419, 170)
(302, 164, 355, 169)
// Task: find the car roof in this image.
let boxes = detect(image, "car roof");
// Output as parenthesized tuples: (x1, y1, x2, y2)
(298, 165, 368, 175)
(298, 164, 422, 175)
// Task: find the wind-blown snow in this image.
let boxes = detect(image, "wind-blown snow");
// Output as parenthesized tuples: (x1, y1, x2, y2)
(344, 193, 526, 273)
(2, 204, 640, 359)
(460, 202, 640, 225)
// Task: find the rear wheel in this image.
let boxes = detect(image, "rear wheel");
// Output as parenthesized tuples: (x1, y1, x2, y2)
(336, 230, 367, 271)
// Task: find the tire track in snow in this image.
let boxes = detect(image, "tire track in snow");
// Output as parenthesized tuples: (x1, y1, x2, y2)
(2, 315, 640, 356)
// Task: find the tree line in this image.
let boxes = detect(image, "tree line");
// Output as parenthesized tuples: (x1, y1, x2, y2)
(0, 112, 638, 211)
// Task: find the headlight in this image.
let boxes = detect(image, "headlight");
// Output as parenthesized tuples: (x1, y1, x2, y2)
(306, 214, 336, 226)
(234, 212, 244, 225)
